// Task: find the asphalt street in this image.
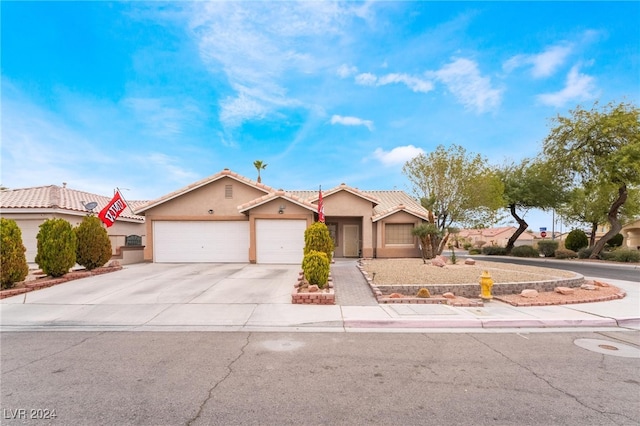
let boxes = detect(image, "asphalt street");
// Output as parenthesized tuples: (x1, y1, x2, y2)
(1, 331, 639, 426)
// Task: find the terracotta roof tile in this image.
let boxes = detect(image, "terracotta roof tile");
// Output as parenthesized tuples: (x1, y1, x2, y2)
(0, 185, 145, 221)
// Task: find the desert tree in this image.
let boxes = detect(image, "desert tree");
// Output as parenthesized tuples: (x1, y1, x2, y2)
(403, 144, 504, 255)
(543, 101, 640, 258)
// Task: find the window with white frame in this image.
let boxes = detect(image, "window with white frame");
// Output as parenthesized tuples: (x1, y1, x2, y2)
(385, 223, 414, 245)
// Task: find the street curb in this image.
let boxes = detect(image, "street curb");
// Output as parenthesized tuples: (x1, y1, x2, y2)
(344, 317, 621, 329)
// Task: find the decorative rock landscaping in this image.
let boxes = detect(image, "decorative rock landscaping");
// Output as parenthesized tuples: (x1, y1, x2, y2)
(292, 271, 335, 305)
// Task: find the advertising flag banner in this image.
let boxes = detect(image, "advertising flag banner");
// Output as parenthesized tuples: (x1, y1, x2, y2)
(318, 186, 325, 223)
(98, 191, 128, 227)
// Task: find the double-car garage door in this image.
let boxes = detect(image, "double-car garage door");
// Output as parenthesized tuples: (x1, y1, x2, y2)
(153, 219, 305, 264)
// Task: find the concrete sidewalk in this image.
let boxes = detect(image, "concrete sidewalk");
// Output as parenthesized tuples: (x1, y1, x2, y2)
(0, 261, 638, 333)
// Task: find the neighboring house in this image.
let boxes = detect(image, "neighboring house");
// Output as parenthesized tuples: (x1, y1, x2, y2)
(134, 168, 430, 264)
(0, 184, 147, 263)
(457, 226, 535, 247)
(621, 218, 640, 250)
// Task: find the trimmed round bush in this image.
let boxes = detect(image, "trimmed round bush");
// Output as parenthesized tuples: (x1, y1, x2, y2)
(481, 246, 507, 255)
(75, 216, 112, 270)
(1, 218, 29, 289)
(468, 248, 481, 255)
(304, 222, 333, 263)
(302, 250, 329, 288)
(565, 229, 589, 252)
(606, 233, 624, 248)
(511, 245, 539, 258)
(35, 218, 77, 277)
(554, 248, 578, 259)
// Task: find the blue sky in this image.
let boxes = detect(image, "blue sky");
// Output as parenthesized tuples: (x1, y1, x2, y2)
(2, 1, 639, 232)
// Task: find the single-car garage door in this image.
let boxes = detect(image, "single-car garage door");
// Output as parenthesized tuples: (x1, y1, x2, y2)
(153, 221, 249, 263)
(256, 219, 306, 264)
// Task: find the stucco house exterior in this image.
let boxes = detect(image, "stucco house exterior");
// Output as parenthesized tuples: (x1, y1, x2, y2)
(134, 168, 430, 264)
(0, 184, 147, 264)
(621, 218, 640, 250)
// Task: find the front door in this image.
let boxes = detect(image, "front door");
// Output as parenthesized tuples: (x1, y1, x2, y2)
(344, 225, 359, 257)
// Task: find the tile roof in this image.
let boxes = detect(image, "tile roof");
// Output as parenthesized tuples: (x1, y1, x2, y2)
(135, 168, 272, 214)
(237, 189, 319, 213)
(0, 185, 146, 221)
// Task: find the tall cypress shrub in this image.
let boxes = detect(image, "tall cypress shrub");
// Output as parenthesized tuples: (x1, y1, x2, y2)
(35, 218, 77, 277)
(564, 229, 589, 252)
(75, 215, 112, 270)
(1, 218, 29, 289)
(304, 222, 333, 263)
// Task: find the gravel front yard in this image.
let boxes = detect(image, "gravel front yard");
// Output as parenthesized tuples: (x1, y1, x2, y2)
(359, 258, 576, 285)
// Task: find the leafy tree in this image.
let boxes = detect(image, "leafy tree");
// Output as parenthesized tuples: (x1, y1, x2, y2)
(253, 160, 267, 183)
(35, 218, 77, 277)
(543, 101, 640, 258)
(497, 159, 567, 254)
(1, 218, 29, 289)
(564, 229, 589, 252)
(75, 215, 112, 270)
(403, 144, 504, 255)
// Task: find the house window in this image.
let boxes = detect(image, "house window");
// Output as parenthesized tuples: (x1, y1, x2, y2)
(225, 185, 233, 199)
(385, 223, 414, 245)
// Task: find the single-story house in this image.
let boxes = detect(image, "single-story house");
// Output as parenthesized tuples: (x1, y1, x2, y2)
(0, 184, 147, 263)
(134, 168, 431, 264)
(621, 218, 640, 250)
(456, 226, 535, 248)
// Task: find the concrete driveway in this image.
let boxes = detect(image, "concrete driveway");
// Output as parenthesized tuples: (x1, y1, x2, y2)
(0, 263, 332, 330)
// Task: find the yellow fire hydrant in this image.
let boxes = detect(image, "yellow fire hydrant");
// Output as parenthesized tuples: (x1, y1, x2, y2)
(479, 270, 494, 301)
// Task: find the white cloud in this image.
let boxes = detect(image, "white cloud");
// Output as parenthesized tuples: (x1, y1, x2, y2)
(537, 65, 597, 107)
(503, 44, 572, 78)
(330, 114, 374, 131)
(431, 58, 502, 113)
(354, 72, 433, 93)
(373, 145, 424, 166)
(337, 64, 358, 78)
(187, 2, 364, 129)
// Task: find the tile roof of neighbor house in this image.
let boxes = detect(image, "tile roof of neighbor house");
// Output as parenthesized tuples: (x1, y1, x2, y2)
(237, 189, 319, 213)
(0, 185, 146, 221)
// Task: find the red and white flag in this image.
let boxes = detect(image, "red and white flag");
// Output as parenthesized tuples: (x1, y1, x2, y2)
(98, 191, 128, 227)
(318, 186, 325, 223)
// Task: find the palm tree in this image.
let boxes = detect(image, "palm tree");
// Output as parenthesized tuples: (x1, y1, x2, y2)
(253, 160, 267, 183)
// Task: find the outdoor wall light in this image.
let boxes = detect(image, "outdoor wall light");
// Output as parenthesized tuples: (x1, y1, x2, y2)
(208, 209, 214, 214)
(278, 205, 286, 214)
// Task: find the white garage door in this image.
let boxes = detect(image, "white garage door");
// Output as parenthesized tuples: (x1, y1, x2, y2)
(256, 219, 306, 264)
(19, 220, 45, 263)
(153, 221, 249, 263)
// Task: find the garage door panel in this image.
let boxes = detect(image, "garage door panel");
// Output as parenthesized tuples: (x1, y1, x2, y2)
(256, 219, 306, 264)
(154, 221, 248, 263)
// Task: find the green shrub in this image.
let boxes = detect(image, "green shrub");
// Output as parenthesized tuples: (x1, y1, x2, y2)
(481, 246, 507, 255)
(554, 248, 578, 259)
(606, 233, 624, 248)
(468, 248, 481, 255)
(599, 251, 616, 261)
(302, 250, 330, 288)
(463, 242, 472, 250)
(565, 229, 589, 252)
(578, 247, 594, 259)
(35, 218, 77, 277)
(511, 245, 539, 258)
(537, 240, 559, 257)
(75, 216, 112, 270)
(1, 218, 29, 289)
(610, 248, 640, 263)
(304, 222, 333, 263)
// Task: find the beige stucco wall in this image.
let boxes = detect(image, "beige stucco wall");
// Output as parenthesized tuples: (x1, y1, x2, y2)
(323, 191, 374, 257)
(374, 211, 423, 258)
(621, 219, 640, 249)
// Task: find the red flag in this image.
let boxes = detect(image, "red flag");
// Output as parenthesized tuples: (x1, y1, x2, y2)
(318, 186, 325, 223)
(98, 191, 127, 227)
